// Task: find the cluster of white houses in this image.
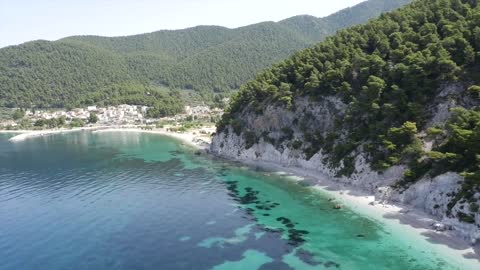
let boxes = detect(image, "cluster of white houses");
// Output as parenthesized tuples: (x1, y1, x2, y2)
(1, 104, 224, 128)
(21, 105, 150, 125)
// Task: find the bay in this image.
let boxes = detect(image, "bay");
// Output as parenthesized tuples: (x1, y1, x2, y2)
(0, 132, 473, 269)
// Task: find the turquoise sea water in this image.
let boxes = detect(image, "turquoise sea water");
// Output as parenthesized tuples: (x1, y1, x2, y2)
(0, 132, 476, 269)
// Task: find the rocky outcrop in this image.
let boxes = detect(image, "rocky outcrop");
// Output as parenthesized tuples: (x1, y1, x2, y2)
(380, 173, 480, 244)
(426, 83, 475, 128)
(211, 89, 480, 243)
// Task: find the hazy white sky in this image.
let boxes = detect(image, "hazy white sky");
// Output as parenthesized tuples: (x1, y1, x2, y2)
(0, 0, 365, 48)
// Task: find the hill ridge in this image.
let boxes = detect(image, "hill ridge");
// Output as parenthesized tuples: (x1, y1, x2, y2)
(0, 0, 412, 108)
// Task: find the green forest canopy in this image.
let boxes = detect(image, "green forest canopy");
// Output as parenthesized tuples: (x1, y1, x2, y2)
(219, 0, 480, 209)
(0, 0, 411, 109)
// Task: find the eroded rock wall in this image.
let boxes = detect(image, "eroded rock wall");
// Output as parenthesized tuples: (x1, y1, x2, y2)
(211, 89, 480, 243)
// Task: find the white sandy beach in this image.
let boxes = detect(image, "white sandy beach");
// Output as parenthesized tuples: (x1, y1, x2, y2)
(3, 126, 213, 149)
(4, 127, 104, 142)
(92, 127, 212, 149)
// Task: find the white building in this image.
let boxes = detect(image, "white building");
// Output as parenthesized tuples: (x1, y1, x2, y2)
(185, 106, 211, 116)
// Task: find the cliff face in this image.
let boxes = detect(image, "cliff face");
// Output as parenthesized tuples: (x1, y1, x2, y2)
(211, 83, 480, 243)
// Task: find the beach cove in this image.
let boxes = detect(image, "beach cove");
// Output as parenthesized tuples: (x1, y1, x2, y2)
(0, 129, 478, 269)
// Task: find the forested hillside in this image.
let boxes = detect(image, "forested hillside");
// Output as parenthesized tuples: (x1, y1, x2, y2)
(0, 0, 411, 108)
(215, 0, 480, 226)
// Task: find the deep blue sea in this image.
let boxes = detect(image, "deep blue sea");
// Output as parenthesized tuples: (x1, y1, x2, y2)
(0, 131, 476, 269)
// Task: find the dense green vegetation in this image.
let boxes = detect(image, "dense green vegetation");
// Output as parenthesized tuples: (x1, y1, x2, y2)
(434, 108, 480, 218)
(30, 117, 85, 129)
(12, 109, 25, 120)
(220, 0, 480, 201)
(0, 0, 411, 109)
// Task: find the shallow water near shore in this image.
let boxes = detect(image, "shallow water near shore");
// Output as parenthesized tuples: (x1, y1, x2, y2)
(0, 132, 476, 269)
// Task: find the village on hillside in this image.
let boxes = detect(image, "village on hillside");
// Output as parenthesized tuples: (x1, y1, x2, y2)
(0, 104, 224, 133)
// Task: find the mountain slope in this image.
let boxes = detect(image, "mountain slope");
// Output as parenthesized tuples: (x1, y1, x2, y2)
(212, 0, 480, 240)
(0, 41, 131, 108)
(279, 0, 412, 40)
(0, 0, 412, 108)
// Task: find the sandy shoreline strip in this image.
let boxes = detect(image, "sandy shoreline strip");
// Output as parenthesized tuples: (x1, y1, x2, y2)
(4, 127, 103, 142)
(92, 128, 211, 149)
(3, 126, 211, 149)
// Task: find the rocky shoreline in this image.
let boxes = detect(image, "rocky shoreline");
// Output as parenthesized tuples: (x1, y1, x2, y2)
(209, 128, 480, 263)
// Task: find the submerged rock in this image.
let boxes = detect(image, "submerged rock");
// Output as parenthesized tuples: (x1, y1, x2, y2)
(294, 248, 322, 266)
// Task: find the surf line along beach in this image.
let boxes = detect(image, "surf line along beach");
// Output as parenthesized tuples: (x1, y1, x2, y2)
(5, 126, 212, 149)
